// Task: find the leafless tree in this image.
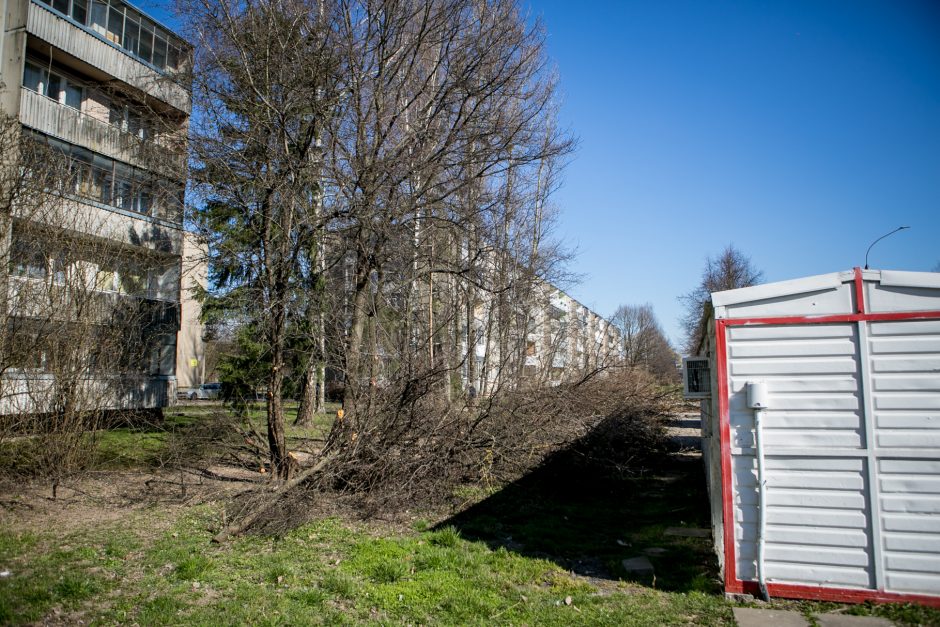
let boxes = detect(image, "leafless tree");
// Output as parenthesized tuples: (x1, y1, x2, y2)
(611, 303, 677, 382)
(320, 0, 574, 419)
(679, 244, 763, 354)
(182, 0, 585, 499)
(0, 116, 176, 491)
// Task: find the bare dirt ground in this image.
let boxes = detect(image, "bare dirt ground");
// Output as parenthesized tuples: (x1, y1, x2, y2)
(0, 469, 246, 536)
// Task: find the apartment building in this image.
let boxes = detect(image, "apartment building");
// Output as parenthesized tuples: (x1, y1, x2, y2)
(0, 0, 199, 413)
(486, 282, 622, 390)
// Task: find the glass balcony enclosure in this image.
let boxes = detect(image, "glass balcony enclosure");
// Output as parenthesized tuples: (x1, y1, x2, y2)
(33, 0, 188, 75)
(29, 133, 184, 224)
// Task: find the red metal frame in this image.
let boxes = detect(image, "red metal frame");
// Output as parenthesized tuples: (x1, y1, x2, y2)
(715, 268, 940, 607)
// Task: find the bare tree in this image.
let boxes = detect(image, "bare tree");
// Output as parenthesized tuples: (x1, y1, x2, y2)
(679, 244, 763, 354)
(611, 303, 677, 382)
(0, 116, 176, 491)
(182, 0, 582, 504)
(321, 0, 574, 420)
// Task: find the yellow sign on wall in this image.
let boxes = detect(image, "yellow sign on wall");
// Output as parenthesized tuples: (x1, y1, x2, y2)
(189, 358, 199, 367)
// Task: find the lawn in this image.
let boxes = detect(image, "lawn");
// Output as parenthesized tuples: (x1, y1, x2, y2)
(0, 506, 732, 625)
(0, 405, 937, 625)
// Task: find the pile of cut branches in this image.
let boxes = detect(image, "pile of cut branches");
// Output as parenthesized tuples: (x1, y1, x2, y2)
(318, 367, 674, 507)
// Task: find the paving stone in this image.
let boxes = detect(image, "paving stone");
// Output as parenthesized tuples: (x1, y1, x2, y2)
(642, 547, 667, 556)
(815, 614, 895, 627)
(664, 526, 711, 538)
(620, 556, 654, 577)
(732, 607, 809, 627)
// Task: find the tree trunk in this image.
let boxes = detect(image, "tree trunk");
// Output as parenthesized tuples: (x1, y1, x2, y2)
(266, 303, 291, 479)
(315, 358, 325, 413)
(267, 366, 289, 480)
(342, 264, 372, 418)
(294, 361, 317, 426)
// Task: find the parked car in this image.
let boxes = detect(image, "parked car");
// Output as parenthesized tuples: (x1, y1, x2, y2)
(187, 382, 222, 400)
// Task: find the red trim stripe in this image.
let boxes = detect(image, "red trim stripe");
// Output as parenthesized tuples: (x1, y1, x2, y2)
(721, 310, 940, 327)
(715, 292, 940, 603)
(738, 581, 940, 607)
(715, 320, 736, 591)
(854, 266, 866, 314)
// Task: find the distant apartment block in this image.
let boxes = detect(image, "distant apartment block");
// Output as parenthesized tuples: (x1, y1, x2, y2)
(0, 0, 202, 412)
(467, 280, 622, 392)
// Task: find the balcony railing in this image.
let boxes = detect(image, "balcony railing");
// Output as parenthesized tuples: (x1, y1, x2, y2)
(0, 374, 173, 415)
(19, 88, 184, 175)
(27, 0, 190, 112)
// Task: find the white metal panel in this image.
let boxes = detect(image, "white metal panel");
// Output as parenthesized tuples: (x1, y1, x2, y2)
(712, 272, 845, 307)
(868, 319, 940, 594)
(867, 284, 940, 313)
(713, 271, 940, 600)
(719, 285, 855, 319)
(879, 271, 940, 290)
(731, 453, 874, 588)
(727, 322, 875, 589)
(727, 324, 862, 452)
(870, 319, 940, 336)
(869, 321, 940, 452)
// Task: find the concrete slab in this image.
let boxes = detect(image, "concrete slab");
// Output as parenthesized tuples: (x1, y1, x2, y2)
(732, 607, 809, 627)
(664, 526, 711, 538)
(620, 556, 654, 577)
(815, 614, 894, 627)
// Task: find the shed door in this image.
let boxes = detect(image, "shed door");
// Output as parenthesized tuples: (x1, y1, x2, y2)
(728, 323, 874, 590)
(868, 319, 940, 594)
(728, 319, 940, 595)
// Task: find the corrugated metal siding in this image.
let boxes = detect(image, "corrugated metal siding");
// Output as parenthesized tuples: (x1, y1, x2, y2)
(720, 283, 854, 319)
(727, 322, 874, 589)
(869, 319, 940, 593)
(867, 283, 940, 314)
(706, 270, 940, 601)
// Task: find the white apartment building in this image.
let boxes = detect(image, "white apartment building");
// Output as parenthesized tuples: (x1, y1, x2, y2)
(0, 0, 202, 412)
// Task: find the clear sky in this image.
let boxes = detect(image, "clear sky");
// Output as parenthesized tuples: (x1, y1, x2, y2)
(143, 0, 940, 346)
(529, 0, 940, 345)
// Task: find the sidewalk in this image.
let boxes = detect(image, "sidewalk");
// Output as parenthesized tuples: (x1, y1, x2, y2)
(733, 607, 895, 626)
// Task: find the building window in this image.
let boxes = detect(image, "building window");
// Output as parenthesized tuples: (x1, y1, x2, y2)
(108, 101, 151, 140)
(70, 0, 87, 23)
(22, 62, 83, 111)
(33, 134, 182, 223)
(123, 11, 140, 57)
(106, 1, 124, 45)
(10, 240, 48, 279)
(37, 0, 188, 73)
(89, 0, 108, 37)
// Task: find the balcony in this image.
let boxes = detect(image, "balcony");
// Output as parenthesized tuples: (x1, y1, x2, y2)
(27, 0, 190, 112)
(13, 193, 184, 255)
(19, 88, 184, 175)
(549, 294, 568, 313)
(0, 373, 173, 415)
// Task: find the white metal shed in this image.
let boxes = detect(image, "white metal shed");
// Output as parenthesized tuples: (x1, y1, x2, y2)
(694, 268, 940, 606)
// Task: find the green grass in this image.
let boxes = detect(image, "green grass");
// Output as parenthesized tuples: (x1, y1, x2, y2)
(3, 408, 938, 625)
(0, 402, 340, 476)
(2, 482, 938, 625)
(95, 428, 169, 468)
(0, 503, 737, 626)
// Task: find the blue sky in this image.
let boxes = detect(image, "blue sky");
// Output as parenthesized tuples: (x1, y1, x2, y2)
(529, 0, 940, 344)
(144, 0, 940, 345)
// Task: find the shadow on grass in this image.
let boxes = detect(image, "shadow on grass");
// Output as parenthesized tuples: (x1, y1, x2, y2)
(439, 416, 719, 593)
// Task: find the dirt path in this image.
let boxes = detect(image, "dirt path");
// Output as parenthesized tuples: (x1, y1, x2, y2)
(664, 410, 702, 452)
